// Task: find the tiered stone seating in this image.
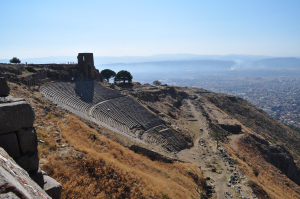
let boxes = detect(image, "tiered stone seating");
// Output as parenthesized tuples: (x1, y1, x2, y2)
(110, 96, 164, 130)
(41, 83, 90, 114)
(90, 101, 140, 130)
(159, 129, 187, 151)
(144, 125, 188, 151)
(41, 80, 188, 151)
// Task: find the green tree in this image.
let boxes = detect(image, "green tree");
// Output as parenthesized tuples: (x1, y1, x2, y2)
(114, 70, 133, 84)
(10, 57, 21, 64)
(153, 80, 162, 86)
(101, 69, 116, 82)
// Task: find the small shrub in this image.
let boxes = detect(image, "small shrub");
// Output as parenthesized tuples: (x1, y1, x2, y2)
(285, 182, 290, 187)
(88, 133, 97, 141)
(242, 156, 246, 161)
(162, 194, 170, 199)
(253, 168, 259, 176)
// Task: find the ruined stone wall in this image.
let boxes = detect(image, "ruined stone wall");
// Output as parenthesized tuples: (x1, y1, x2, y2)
(129, 145, 175, 163)
(1, 57, 103, 87)
(77, 53, 95, 79)
(0, 77, 62, 199)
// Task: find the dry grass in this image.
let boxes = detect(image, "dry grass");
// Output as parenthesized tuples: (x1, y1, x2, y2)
(42, 116, 205, 199)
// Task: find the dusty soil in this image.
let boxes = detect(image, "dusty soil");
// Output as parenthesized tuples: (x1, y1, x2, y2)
(177, 99, 256, 199)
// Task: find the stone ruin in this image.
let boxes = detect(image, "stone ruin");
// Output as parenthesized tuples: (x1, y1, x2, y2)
(0, 77, 62, 199)
(77, 53, 97, 79)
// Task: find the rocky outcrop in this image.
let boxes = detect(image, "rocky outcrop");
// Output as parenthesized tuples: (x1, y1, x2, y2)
(249, 134, 300, 185)
(0, 79, 62, 199)
(240, 133, 300, 186)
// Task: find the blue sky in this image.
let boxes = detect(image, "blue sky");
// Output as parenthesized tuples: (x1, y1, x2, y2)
(1, 0, 299, 59)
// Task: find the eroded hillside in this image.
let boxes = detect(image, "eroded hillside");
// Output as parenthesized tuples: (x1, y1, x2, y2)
(128, 83, 300, 198)
(6, 79, 300, 199)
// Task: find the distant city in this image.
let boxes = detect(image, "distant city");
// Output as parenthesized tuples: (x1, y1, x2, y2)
(202, 72, 300, 128)
(131, 70, 300, 128)
(2, 54, 299, 128)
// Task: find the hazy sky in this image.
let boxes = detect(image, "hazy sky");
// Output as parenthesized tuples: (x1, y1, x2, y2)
(1, 0, 299, 58)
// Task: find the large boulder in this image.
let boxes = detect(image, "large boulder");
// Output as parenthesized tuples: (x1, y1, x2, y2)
(0, 101, 35, 134)
(0, 77, 10, 97)
(0, 147, 50, 199)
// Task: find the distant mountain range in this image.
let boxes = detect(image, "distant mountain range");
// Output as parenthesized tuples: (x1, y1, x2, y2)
(0, 54, 271, 65)
(249, 57, 300, 70)
(97, 60, 235, 74)
(1, 54, 299, 72)
(97, 57, 300, 74)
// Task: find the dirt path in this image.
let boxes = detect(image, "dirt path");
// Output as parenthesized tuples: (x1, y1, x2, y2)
(177, 99, 258, 199)
(177, 100, 227, 199)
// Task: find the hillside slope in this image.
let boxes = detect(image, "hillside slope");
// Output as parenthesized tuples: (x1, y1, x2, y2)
(204, 94, 300, 161)
(6, 80, 300, 198)
(128, 84, 300, 198)
(8, 82, 206, 199)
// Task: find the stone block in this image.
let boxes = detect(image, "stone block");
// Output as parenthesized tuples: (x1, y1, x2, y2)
(0, 77, 10, 97)
(0, 132, 20, 159)
(43, 175, 62, 199)
(0, 101, 35, 134)
(17, 128, 38, 154)
(15, 152, 39, 172)
(29, 168, 44, 189)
